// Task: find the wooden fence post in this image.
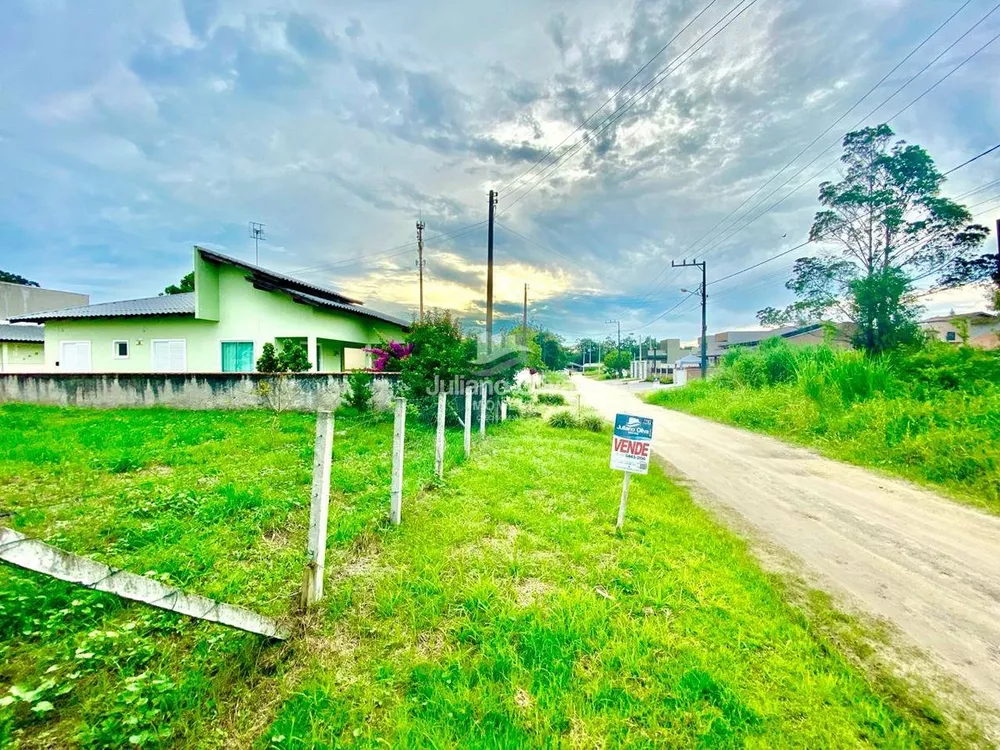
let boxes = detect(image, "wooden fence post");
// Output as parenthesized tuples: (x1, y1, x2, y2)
(301, 410, 333, 608)
(464, 385, 473, 458)
(390, 397, 406, 525)
(480, 387, 487, 436)
(435, 391, 446, 479)
(616, 471, 631, 530)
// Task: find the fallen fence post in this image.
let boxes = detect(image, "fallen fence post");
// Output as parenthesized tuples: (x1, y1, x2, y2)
(479, 388, 487, 436)
(500, 399, 507, 421)
(435, 391, 446, 479)
(464, 386, 473, 458)
(0, 527, 287, 640)
(390, 397, 406, 525)
(301, 410, 333, 608)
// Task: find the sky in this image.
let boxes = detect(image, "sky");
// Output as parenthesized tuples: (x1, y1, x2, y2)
(1, 0, 999, 343)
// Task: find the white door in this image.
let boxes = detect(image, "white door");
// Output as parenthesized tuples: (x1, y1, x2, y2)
(151, 339, 187, 372)
(60, 341, 92, 372)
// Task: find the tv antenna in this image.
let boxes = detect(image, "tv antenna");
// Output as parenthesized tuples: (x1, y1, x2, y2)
(248, 222, 266, 265)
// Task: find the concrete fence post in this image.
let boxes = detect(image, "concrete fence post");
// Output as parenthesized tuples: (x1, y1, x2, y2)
(301, 410, 333, 608)
(390, 397, 406, 525)
(464, 386, 473, 458)
(435, 391, 446, 479)
(479, 387, 487, 436)
(500, 400, 507, 421)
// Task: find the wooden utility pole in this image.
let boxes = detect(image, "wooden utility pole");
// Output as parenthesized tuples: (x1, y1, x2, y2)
(672, 259, 708, 378)
(522, 283, 528, 344)
(486, 190, 497, 353)
(416, 221, 426, 320)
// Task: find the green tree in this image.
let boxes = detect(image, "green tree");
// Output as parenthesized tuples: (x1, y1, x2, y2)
(398, 311, 476, 422)
(0, 270, 39, 287)
(278, 341, 312, 372)
(164, 272, 194, 295)
(758, 125, 988, 353)
(255, 343, 286, 373)
(603, 350, 631, 379)
(939, 228, 999, 311)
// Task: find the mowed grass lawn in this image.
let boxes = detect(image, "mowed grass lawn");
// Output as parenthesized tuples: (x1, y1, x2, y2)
(0, 404, 973, 747)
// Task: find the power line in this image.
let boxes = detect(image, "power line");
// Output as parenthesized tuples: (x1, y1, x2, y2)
(494, 221, 578, 264)
(637, 1, 1000, 302)
(500, 0, 762, 215)
(944, 142, 1000, 175)
(498, 0, 725, 197)
(674, 4, 1000, 269)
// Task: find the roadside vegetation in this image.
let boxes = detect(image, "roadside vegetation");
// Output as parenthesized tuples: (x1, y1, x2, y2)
(645, 339, 1000, 512)
(0, 404, 983, 747)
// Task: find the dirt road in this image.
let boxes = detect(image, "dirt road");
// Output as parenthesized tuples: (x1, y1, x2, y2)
(574, 375, 1000, 716)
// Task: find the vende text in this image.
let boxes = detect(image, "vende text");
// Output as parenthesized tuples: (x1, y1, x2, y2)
(613, 438, 650, 457)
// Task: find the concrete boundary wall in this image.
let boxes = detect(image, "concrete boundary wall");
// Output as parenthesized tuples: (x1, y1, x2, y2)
(0, 372, 397, 412)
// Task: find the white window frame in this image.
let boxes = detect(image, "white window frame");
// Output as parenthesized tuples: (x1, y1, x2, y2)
(219, 339, 255, 373)
(59, 340, 92, 372)
(112, 340, 130, 359)
(151, 339, 187, 373)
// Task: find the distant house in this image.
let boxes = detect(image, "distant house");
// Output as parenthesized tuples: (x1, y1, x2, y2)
(12, 247, 408, 373)
(0, 281, 89, 372)
(921, 311, 999, 348)
(0, 323, 45, 372)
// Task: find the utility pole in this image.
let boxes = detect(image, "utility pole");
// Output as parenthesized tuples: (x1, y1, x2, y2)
(522, 283, 528, 345)
(416, 220, 426, 321)
(486, 190, 497, 354)
(672, 259, 708, 378)
(606, 319, 621, 375)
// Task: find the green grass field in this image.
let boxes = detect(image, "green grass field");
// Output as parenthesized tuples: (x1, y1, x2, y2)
(0, 404, 980, 747)
(645, 342, 1000, 514)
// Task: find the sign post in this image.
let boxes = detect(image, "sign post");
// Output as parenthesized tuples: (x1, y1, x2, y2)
(610, 413, 653, 529)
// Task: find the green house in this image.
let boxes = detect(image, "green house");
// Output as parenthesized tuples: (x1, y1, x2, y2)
(13, 247, 409, 373)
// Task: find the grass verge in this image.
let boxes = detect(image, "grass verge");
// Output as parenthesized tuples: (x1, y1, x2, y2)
(0, 405, 982, 747)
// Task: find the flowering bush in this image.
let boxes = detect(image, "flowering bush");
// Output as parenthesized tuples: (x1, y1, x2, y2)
(365, 340, 412, 372)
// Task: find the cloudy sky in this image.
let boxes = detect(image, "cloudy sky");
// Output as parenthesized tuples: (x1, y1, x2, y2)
(2, 0, 999, 342)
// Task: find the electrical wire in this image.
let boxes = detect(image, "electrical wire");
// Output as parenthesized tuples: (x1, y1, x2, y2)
(498, 0, 726, 197)
(500, 0, 763, 214)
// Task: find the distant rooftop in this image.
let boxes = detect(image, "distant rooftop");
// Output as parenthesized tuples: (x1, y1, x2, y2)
(924, 311, 998, 324)
(0, 323, 45, 343)
(12, 293, 195, 323)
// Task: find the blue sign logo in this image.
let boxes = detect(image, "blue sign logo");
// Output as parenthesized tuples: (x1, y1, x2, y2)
(613, 414, 653, 440)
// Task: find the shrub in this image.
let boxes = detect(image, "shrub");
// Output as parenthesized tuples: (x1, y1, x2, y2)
(547, 409, 578, 429)
(346, 370, 374, 412)
(396, 311, 477, 423)
(537, 393, 567, 406)
(579, 414, 607, 432)
(278, 341, 312, 373)
(256, 343, 285, 373)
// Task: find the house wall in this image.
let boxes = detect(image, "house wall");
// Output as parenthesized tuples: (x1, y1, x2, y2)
(0, 342, 45, 373)
(0, 282, 88, 320)
(0, 373, 398, 411)
(922, 319, 1000, 346)
(42, 263, 405, 373)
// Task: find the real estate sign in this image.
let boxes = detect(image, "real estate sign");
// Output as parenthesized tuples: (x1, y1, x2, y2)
(610, 413, 653, 474)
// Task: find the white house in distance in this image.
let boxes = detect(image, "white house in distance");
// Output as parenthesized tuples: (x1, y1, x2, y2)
(0, 281, 89, 373)
(921, 311, 999, 349)
(12, 247, 409, 373)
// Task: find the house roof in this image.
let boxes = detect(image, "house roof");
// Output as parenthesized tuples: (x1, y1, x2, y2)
(12, 293, 195, 322)
(718, 323, 824, 349)
(0, 323, 45, 343)
(196, 247, 363, 306)
(288, 290, 410, 328)
(924, 311, 998, 324)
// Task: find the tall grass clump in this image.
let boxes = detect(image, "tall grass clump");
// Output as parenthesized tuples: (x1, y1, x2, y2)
(646, 339, 1000, 511)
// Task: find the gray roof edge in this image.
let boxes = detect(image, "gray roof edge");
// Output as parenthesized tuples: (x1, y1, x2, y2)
(196, 246, 364, 306)
(10, 293, 196, 322)
(0, 323, 45, 342)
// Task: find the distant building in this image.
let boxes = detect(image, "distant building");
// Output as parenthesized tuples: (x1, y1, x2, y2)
(0, 281, 88, 372)
(921, 312, 999, 348)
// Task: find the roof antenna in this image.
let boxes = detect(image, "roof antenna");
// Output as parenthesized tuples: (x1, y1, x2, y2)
(249, 222, 266, 265)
